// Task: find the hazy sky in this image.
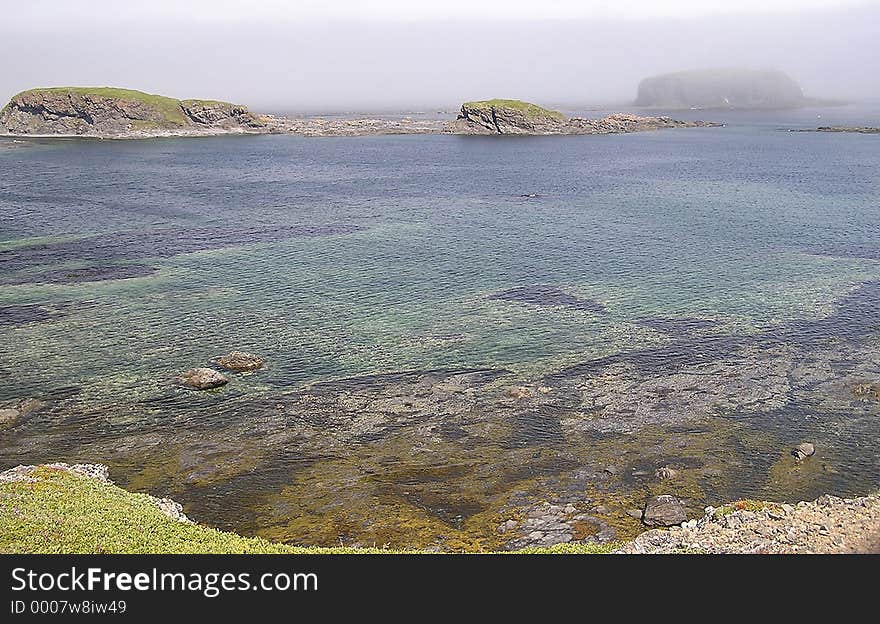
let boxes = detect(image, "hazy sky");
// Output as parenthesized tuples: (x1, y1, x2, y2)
(2, 0, 878, 112)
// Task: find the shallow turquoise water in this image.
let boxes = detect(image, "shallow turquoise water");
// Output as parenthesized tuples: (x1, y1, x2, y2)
(1, 107, 879, 546)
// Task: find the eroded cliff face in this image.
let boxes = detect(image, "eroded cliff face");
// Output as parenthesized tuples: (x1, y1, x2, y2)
(179, 100, 265, 129)
(0, 88, 266, 137)
(451, 100, 569, 135)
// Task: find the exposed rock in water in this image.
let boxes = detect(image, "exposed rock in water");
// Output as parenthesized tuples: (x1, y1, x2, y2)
(794, 126, 880, 134)
(792, 442, 816, 461)
(213, 351, 265, 372)
(565, 113, 717, 134)
(0, 398, 43, 430)
(448, 99, 717, 135)
(634, 68, 806, 110)
(176, 368, 228, 390)
(488, 285, 605, 313)
(0, 87, 266, 138)
(643, 495, 688, 527)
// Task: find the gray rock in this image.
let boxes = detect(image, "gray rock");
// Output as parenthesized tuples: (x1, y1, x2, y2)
(176, 368, 228, 390)
(626, 508, 644, 519)
(0, 398, 43, 429)
(643, 495, 688, 527)
(792, 442, 815, 461)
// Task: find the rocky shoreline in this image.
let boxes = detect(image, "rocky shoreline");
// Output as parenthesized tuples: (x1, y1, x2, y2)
(2, 463, 875, 553)
(619, 494, 880, 554)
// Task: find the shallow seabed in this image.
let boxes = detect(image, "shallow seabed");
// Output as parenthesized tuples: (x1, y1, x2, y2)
(2, 105, 879, 550)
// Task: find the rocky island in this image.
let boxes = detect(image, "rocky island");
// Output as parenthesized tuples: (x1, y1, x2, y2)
(0, 87, 267, 138)
(448, 99, 717, 135)
(1, 88, 718, 139)
(635, 68, 806, 110)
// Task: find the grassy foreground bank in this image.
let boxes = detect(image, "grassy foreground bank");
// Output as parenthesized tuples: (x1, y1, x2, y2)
(0, 466, 616, 554)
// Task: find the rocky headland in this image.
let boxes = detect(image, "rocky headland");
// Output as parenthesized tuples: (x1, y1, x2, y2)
(0, 87, 266, 138)
(1, 89, 718, 139)
(635, 68, 806, 110)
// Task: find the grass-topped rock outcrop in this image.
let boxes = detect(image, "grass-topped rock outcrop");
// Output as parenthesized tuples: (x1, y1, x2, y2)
(454, 99, 569, 134)
(449, 98, 717, 135)
(0, 87, 266, 138)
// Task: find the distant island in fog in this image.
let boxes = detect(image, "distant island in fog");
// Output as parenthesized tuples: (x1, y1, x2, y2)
(635, 68, 810, 110)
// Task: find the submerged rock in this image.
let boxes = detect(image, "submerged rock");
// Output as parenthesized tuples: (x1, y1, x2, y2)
(0, 398, 43, 430)
(643, 495, 687, 527)
(654, 466, 678, 480)
(506, 385, 532, 400)
(488, 285, 605, 313)
(213, 351, 265, 372)
(792, 443, 815, 461)
(176, 368, 228, 390)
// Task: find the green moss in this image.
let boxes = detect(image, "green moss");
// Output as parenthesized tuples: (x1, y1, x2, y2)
(514, 541, 620, 554)
(1, 467, 304, 554)
(463, 99, 566, 121)
(714, 499, 780, 517)
(17, 87, 190, 126)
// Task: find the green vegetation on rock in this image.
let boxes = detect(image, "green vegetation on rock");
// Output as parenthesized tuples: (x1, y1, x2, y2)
(21, 87, 191, 125)
(1, 87, 260, 136)
(462, 99, 566, 120)
(713, 499, 781, 518)
(0, 467, 611, 554)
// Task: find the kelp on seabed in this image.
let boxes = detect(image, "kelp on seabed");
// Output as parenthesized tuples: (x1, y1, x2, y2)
(2, 281, 880, 550)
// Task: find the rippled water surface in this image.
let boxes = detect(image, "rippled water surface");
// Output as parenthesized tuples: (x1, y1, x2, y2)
(2, 106, 879, 549)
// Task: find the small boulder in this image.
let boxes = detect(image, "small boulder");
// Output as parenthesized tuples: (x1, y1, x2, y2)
(643, 495, 688, 527)
(177, 368, 228, 390)
(791, 443, 815, 461)
(213, 351, 265, 372)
